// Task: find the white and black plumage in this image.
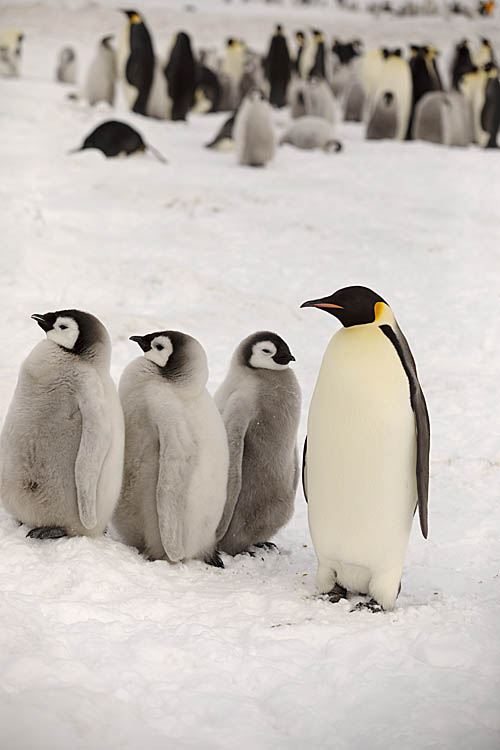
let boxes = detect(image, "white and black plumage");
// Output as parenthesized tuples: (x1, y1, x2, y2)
(215, 332, 301, 556)
(117, 9, 154, 115)
(265, 25, 291, 108)
(0, 310, 124, 540)
(71, 120, 167, 162)
(234, 89, 275, 166)
(84, 35, 116, 106)
(301, 286, 430, 611)
(113, 331, 228, 566)
(366, 49, 412, 141)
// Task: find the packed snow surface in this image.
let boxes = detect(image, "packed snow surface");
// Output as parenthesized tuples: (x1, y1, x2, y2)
(1, 2, 499, 748)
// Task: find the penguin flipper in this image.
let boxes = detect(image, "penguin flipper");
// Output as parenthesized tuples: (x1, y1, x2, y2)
(75, 374, 111, 530)
(379, 323, 430, 538)
(215, 396, 250, 542)
(156, 413, 194, 562)
(302, 435, 308, 503)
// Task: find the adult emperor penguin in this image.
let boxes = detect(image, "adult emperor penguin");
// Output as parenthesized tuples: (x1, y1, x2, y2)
(164, 32, 197, 121)
(0, 310, 124, 539)
(234, 88, 276, 166)
(84, 35, 116, 106)
(301, 286, 430, 611)
(309, 30, 326, 79)
(450, 40, 475, 90)
(113, 331, 229, 566)
(117, 9, 154, 115)
(214, 332, 301, 556)
(265, 24, 291, 108)
(407, 45, 438, 139)
(460, 63, 500, 147)
(367, 49, 412, 141)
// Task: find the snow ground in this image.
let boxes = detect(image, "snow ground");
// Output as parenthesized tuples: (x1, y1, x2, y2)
(1, 2, 500, 749)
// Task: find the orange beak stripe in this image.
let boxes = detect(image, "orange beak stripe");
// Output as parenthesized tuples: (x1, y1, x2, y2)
(312, 303, 344, 309)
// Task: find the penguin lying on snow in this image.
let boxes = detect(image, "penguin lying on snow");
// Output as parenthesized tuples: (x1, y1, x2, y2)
(70, 120, 167, 162)
(215, 332, 301, 556)
(301, 286, 430, 611)
(0, 310, 124, 539)
(113, 331, 229, 566)
(280, 116, 342, 152)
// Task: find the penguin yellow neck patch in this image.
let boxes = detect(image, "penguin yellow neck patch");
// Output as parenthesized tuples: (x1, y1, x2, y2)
(374, 301, 386, 321)
(130, 13, 141, 24)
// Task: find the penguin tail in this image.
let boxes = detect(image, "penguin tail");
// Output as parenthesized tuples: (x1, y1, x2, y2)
(147, 143, 169, 163)
(67, 146, 83, 155)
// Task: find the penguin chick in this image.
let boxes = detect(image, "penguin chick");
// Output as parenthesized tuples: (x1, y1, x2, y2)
(215, 332, 301, 556)
(84, 35, 116, 106)
(70, 120, 167, 162)
(301, 286, 430, 611)
(0, 310, 124, 539)
(56, 46, 78, 84)
(280, 116, 342, 152)
(234, 89, 276, 166)
(113, 331, 229, 566)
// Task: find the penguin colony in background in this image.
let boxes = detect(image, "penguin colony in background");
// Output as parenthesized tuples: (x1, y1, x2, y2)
(1, 11, 491, 158)
(0, 291, 429, 611)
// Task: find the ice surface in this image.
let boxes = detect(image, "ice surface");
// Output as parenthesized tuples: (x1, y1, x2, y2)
(0, 2, 499, 749)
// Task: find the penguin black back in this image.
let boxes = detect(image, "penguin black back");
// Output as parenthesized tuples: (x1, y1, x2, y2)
(122, 10, 154, 115)
(407, 46, 435, 139)
(265, 25, 291, 108)
(165, 32, 197, 121)
(481, 64, 500, 148)
(72, 120, 167, 162)
(310, 30, 326, 78)
(451, 40, 475, 90)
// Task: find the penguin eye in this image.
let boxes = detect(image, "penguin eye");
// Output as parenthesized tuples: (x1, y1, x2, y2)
(155, 344, 164, 351)
(59, 324, 68, 330)
(262, 348, 272, 355)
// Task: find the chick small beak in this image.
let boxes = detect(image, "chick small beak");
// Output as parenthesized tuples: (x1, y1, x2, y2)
(129, 335, 149, 352)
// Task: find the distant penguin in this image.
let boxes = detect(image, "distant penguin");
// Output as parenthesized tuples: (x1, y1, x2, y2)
(407, 45, 438, 139)
(450, 40, 475, 90)
(301, 286, 430, 611)
(0, 28, 23, 77)
(280, 116, 342, 152)
(412, 90, 472, 146)
(425, 44, 443, 91)
(330, 39, 362, 99)
(164, 31, 197, 121)
(331, 40, 362, 66)
(84, 35, 116, 106)
(367, 49, 412, 140)
(0, 310, 124, 539)
(307, 77, 337, 123)
(309, 30, 326, 78)
(117, 9, 154, 115)
(265, 24, 291, 108)
(299, 30, 318, 79)
(146, 58, 172, 119)
(359, 48, 385, 115)
(223, 38, 245, 108)
(205, 112, 236, 150)
(474, 38, 495, 68)
(215, 332, 301, 556)
(194, 63, 221, 113)
(56, 46, 77, 84)
(294, 30, 305, 74)
(234, 89, 275, 166)
(461, 64, 500, 147)
(113, 331, 229, 566)
(343, 79, 365, 121)
(71, 120, 167, 161)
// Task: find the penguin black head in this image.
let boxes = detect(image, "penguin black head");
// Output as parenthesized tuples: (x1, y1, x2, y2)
(31, 309, 108, 356)
(296, 31, 305, 44)
(130, 330, 204, 382)
(275, 24, 283, 34)
(227, 38, 235, 47)
(301, 286, 388, 328)
(239, 331, 295, 370)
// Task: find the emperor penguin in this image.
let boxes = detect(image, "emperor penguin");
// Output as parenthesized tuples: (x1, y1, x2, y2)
(113, 331, 229, 566)
(234, 89, 276, 167)
(84, 35, 116, 106)
(298, 30, 318, 80)
(265, 24, 291, 108)
(407, 45, 439, 139)
(117, 9, 154, 115)
(55, 46, 78, 84)
(309, 30, 326, 79)
(294, 31, 305, 75)
(70, 120, 167, 161)
(412, 90, 472, 146)
(460, 63, 500, 148)
(280, 116, 342, 152)
(0, 28, 23, 77)
(450, 40, 475, 90)
(367, 49, 412, 141)
(215, 332, 301, 556)
(0, 310, 124, 539)
(474, 38, 495, 68)
(222, 38, 245, 109)
(301, 286, 430, 611)
(164, 32, 197, 121)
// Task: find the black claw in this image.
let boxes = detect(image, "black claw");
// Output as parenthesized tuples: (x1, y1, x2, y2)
(326, 583, 348, 603)
(351, 598, 383, 613)
(240, 549, 256, 557)
(205, 550, 225, 568)
(254, 542, 278, 552)
(26, 526, 68, 540)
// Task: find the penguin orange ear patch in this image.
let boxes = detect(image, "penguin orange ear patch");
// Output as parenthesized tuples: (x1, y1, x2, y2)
(374, 301, 386, 321)
(130, 13, 141, 23)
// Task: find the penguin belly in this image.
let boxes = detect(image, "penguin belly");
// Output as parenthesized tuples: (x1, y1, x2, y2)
(182, 391, 228, 559)
(95, 374, 124, 529)
(307, 326, 416, 610)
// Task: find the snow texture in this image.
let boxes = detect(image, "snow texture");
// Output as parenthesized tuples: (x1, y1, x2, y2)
(0, 1, 499, 749)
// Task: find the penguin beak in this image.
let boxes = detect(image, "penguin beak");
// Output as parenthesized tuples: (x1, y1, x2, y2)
(31, 314, 52, 332)
(300, 299, 344, 310)
(275, 353, 296, 365)
(129, 335, 149, 352)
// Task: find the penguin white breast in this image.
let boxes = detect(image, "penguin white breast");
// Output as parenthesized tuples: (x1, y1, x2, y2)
(307, 325, 417, 571)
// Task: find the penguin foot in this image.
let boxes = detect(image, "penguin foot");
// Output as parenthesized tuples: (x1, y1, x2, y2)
(26, 526, 67, 540)
(326, 583, 348, 604)
(204, 550, 225, 568)
(240, 549, 256, 557)
(254, 542, 278, 552)
(351, 598, 384, 613)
